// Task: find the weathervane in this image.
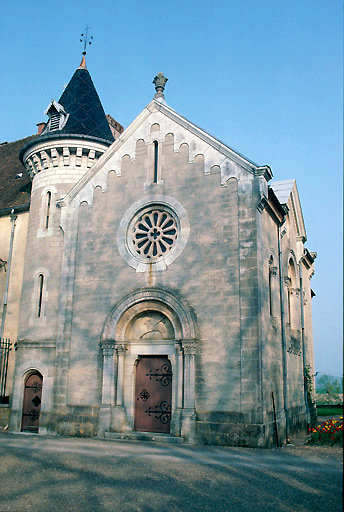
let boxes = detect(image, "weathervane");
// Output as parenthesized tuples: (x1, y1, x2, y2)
(80, 27, 93, 55)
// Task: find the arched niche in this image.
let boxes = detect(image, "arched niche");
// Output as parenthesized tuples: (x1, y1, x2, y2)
(124, 310, 175, 341)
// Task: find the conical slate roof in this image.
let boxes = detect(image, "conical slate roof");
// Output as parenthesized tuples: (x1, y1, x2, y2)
(57, 65, 114, 142)
(19, 61, 115, 164)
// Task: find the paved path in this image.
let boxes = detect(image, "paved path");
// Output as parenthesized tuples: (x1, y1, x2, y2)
(0, 432, 342, 512)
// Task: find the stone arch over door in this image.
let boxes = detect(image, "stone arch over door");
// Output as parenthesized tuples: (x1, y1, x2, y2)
(99, 289, 198, 441)
(102, 288, 197, 341)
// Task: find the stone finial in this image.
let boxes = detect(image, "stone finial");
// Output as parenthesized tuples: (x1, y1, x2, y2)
(153, 72, 168, 101)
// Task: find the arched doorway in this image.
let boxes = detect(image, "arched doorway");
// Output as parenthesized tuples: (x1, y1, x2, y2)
(21, 372, 43, 432)
(99, 288, 198, 440)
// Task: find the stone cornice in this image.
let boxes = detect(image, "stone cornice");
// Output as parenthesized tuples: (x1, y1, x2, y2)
(16, 339, 56, 349)
(301, 248, 317, 269)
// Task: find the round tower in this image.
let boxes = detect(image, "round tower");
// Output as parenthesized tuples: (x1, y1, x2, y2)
(17, 56, 115, 341)
(20, 56, 114, 202)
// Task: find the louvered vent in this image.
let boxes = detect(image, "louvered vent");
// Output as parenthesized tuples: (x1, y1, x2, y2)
(50, 112, 60, 131)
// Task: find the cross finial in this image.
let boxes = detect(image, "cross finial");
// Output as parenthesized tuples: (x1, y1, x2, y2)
(153, 72, 168, 102)
(80, 26, 93, 56)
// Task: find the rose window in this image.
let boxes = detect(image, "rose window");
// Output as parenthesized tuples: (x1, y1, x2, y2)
(131, 208, 178, 260)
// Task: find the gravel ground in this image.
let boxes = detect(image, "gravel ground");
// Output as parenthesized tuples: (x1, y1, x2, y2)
(0, 431, 342, 512)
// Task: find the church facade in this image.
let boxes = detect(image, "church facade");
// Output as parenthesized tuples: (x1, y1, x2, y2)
(3, 59, 316, 446)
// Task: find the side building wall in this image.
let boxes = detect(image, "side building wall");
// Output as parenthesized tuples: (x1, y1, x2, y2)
(259, 196, 316, 444)
(0, 211, 29, 398)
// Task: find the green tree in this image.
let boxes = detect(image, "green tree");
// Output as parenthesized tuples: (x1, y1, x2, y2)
(316, 374, 343, 394)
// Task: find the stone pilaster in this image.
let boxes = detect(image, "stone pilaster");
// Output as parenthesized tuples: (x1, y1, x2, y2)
(182, 341, 197, 409)
(100, 341, 116, 406)
(115, 343, 128, 406)
(181, 340, 197, 442)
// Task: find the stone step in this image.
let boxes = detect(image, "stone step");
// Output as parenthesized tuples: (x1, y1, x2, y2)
(103, 431, 184, 444)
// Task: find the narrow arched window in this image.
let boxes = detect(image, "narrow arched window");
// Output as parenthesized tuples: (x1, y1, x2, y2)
(37, 274, 44, 317)
(153, 141, 158, 183)
(45, 191, 52, 229)
(287, 259, 297, 329)
(269, 269, 273, 316)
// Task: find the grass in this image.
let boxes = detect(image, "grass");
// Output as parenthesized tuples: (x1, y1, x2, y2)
(316, 405, 343, 417)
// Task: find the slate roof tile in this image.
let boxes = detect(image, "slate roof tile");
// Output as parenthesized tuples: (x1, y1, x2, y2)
(0, 136, 36, 210)
(56, 68, 114, 142)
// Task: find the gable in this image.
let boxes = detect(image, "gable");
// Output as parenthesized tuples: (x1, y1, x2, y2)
(61, 99, 272, 207)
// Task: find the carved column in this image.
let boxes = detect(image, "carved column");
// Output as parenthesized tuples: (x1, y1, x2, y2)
(115, 343, 127, 406)
(174, 342, 183, 409)
(180, 340, 197, 442)
(182, 340, 197, 409)
(100, 342, 116, 406)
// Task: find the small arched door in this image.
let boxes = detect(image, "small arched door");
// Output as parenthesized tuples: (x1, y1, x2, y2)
(21, 372, 43, 432)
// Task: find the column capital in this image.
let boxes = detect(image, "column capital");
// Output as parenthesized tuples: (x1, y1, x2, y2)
(115, 343, 128, 354)
(182, 340, 197, 355)
(100, 341, 116, 356)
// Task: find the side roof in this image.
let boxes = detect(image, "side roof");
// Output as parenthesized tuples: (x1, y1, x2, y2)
(0, 136, 35, 211)
(270, 180, 295, 204)
(270, 179, 307, 242)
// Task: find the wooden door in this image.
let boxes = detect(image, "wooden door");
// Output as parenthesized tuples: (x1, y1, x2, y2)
(21, 372, 43, 432)
(134, 356, 172, 433)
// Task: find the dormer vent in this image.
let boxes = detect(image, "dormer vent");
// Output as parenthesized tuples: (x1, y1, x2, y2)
(49, 112, 60, 131)
(43, 100, 69, 133)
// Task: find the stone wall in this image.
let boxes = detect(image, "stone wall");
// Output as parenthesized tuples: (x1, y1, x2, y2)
(0, 405, 10, 429)
(9, 105, 315, 446)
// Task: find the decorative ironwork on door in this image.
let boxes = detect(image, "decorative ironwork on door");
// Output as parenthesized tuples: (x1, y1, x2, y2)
(21, 372, 43, 432)
(134, 356, 172, 433)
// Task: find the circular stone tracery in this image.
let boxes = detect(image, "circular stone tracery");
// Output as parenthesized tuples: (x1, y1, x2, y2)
(132, 208, 178, 259)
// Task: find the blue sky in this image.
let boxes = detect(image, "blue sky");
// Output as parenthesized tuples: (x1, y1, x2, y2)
(1, 0, 342, 376)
